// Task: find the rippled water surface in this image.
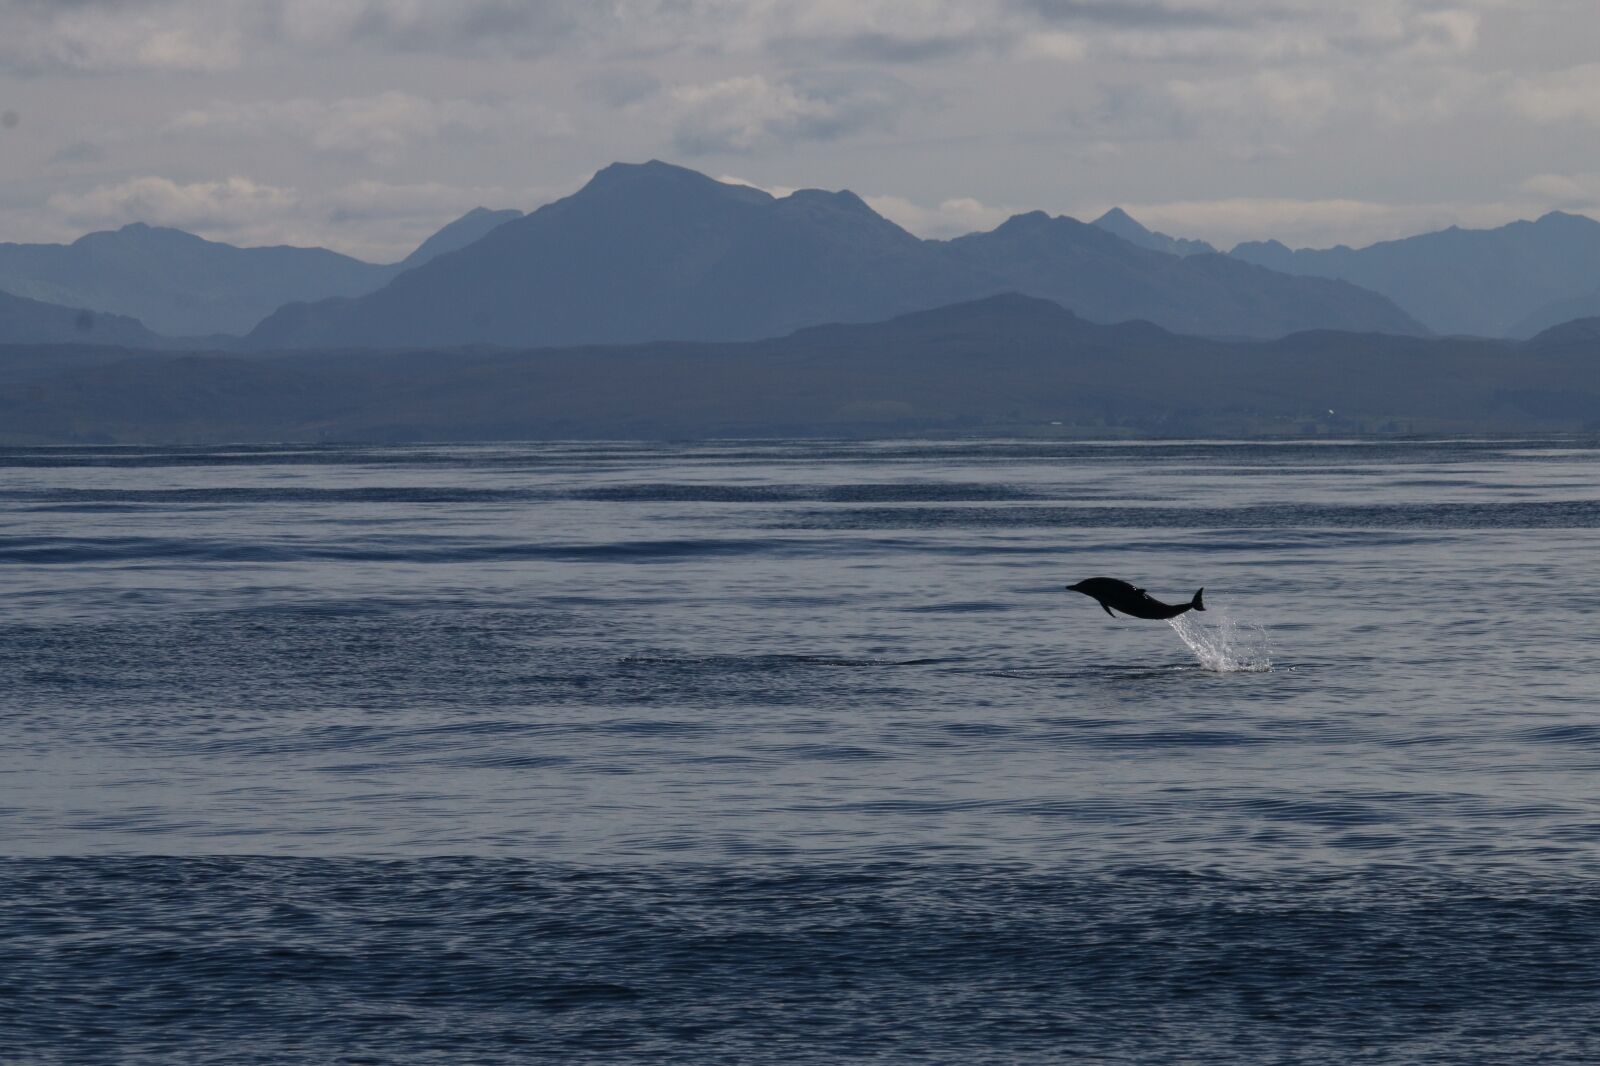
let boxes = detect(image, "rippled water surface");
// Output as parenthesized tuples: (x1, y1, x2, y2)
(3, 438, 1599, 1063)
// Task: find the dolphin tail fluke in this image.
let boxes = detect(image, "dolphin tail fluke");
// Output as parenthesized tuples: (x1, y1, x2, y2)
(1192, 588, 1205, 612)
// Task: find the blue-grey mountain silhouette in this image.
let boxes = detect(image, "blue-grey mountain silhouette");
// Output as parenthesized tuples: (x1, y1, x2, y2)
(1068, 578, 1205, 620)
(1512, 285, 1600, 338)
(1230, 211, 1600, 337)
(0, 208, 524, 338)
(249, 161, 988, 349)
(0, 287, 162, 346)
(0, 223, 391, 336)
(1521, 315, 1600, 356)
(946, 210, 1420, 340)
(399, 207, 524, 269)
(1092, 207, 1217, 257)
(9, 293, 1597, 445)
(247, 160, 1426, 349)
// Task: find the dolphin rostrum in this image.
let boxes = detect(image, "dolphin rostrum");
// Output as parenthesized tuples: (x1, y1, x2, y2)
(1067, 578, 1204, 620)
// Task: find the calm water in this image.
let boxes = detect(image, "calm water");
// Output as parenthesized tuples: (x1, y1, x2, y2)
(3, 438, 1599, 1063)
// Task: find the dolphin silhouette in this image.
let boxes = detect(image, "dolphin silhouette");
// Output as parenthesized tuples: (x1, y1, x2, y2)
(1067, 578, 1204, 620)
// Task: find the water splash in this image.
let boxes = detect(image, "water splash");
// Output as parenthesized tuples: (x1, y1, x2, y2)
(1168, 610, 1272, 673)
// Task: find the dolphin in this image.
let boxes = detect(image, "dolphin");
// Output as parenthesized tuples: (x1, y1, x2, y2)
(1067, 578, 1204, 620)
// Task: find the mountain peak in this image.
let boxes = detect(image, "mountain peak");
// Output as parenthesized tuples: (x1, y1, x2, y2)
(778, 187, 886, 222)
(1092, 207, 1150, 239)
(1231, 238, 1292, 255)
(592, 158, 690, 179)
(578, 159, 773, 206)
(992, 210, 1055, 234)
(400, 206, 524, 268)
(811, 187, 873, 211)
(1533, 210, 1600, 230)
(71, 223, 212, 251)
(1230, 210, 1600, 335)
(1093, 208, 1218, 257)
(246, 160, 1433, 348)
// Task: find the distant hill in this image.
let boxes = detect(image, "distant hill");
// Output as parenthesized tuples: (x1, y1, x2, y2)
(0, 208, 526, 339)
(1230, 211, 1600, 337)
(249, 162, 988, 349)
(1522, 315, 1600, 356)
(0, 288, 163, 347)
(947, 211, 1421, 340)
(0, 224, 392, 337)
(399, 207, 524, 269)
(7, 293, 1595, 445)
(1092, 208, 1217, 257)
(248, 161, 1426, 349)
(1513, 287, 1600, 339)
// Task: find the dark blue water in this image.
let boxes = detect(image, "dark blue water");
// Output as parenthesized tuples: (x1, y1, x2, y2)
(3, 439, 1599, 1063)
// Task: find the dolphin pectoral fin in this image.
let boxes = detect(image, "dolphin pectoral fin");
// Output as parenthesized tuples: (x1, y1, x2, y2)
(1102, 604, 1115, 617)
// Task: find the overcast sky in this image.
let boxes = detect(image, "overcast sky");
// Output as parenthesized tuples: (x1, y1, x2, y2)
(1, 0, 1596, 261)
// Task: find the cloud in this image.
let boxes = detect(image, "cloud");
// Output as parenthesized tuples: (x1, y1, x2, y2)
(1519, 172, 1600, 212)
(864, 194, 1016, 238)
(1509, 64, 1600, 126)
(266, 0, 586, 57)
(47, 175, 299, 232)
(1009, 0, 1246, 30)
(1062, 69, 1337, 150)
(1367, 66, 1492, 126)
(1020, 31, 1089, 60)
(714, 174, 798, 199)
(581, 69, 662, 108)
(664, 72, 920, 155)
(755, 2, 1015, 63)
(1167, 70, 1337, 128)
(47, 141, 107, 166)
(0, 0, 1497, 81)
(168, 91, 570, 164)
(0, 1, 243, 73)
(1401, 9, 1479, 58)
(0, 0, 593, 76)
(0, 0, 1580, 263)
(1015, 1, 1484, 64)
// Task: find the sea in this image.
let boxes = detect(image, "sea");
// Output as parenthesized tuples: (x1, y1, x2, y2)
(3, 437, 1598, 1064)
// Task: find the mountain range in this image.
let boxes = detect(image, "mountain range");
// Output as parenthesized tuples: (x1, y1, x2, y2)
(247, 161, 1425, 348)
(3, 293, 1594, 445)
(1091, 208, 1218, 257)
(2, 162, 1599, 349)
(0, 206, 526, 340)
(1230, 211, 1600, 337)
(396, 207, 524, 270)
(0, 288, 163, 348)
(0, 224, 391, 338)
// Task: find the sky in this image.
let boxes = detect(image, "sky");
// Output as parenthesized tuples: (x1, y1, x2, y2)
(1, 0, 1597, 262)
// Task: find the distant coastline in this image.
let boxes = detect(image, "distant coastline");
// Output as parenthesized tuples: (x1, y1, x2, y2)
(2, 295, 1595, 445)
